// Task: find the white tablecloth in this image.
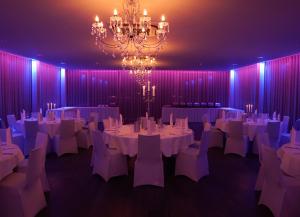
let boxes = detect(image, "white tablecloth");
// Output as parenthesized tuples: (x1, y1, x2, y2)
(103, 125, 194, 157)
(0, 144, 24, 181)
(161, 107, 243, 123)
(52, 106, 120, 122)
(17, 118, 85, 138)
(278, 143, 300, 177)
(215, 119, 280, 141)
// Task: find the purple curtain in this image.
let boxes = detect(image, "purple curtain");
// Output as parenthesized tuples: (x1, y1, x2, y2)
(231, 64, 260, 110)
(66, 69, 229, 120)
(36, 62, 61, 111)
(0, 51, 32, 121)
(264, 53, 300, 125)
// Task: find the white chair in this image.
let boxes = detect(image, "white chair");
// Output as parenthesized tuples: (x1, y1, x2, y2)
(7, 114, 22, 133)
(53, 120, 78, 157)
(267, 121, 281, 149)
(280, 116, 290, 145)
(281, 116, 290, 134)
(6, 115, 24, 152)
(92, 130, 128, 181)
(255, 133, 271, 191)
(24, 120, 39, 156)
(89, 121, 98, 167)
(224, 120, 248, 157)
(17, 132, 50, 192)
(258, 145, 300, 217)
(134, 134, 164, 187)
(175, 131, 209, 182)
(208, 128, 224, 149)
(76, 125, 92, 150)
(0, 147, 47, 217)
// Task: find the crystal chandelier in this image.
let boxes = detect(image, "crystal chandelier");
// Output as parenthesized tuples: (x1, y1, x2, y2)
(91, 0, 170, 58)
(122, 55, 156, 85)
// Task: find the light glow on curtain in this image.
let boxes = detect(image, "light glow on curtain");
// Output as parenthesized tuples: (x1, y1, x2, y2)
(66, 69, 229, 120)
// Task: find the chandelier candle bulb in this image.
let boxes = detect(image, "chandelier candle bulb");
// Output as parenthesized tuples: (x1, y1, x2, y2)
(143, 9, 148, 16)
(161, 15, 166, 22)
(95, 15, 100, 22)
(148, 81, 150, 91)
(113, 9, 118, 16)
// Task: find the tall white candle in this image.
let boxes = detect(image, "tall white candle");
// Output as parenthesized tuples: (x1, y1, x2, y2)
(152, 86, 156, 97)
(147, 81, 150, 91)
(47, 103, 49, 110)
(54, 103, 56, 109)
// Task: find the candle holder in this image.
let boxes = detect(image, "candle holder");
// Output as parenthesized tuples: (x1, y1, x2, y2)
(142, 81, 156, 115)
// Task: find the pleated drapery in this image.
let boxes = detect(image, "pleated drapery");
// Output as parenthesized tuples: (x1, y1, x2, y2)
(66, 70, 229, 120)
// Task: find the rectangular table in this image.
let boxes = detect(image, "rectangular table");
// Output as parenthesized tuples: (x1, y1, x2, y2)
(52, 107, 120, 122)
(161, 106, 243, 123)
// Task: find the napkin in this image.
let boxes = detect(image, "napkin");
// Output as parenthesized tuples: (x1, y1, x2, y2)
(273, 111, 277, 120)
(254, 110, 258, 115)
(120, 114, 123, 126)
(277, 114, 281, 121)
(170, 113, 173, 126)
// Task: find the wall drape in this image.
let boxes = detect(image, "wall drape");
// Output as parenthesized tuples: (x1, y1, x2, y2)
(0, 51, 32, 120)
(0, 51, 62, 122)
(230, 64, 260, 110)
(36, 62, 61, 111)
(66, 69, 229, 120)
(263, 54, 300, 125)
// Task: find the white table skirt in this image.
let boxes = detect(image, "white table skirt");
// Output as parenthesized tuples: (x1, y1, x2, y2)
(161, 107, 243, 123)
(215, 119, 280, 141)
(0, 144, 24, 181)
(17, 118, 85, 138)
(278, 143, 300, 177)
(103, 125, 194, 157)
(52, 106, 120, 122)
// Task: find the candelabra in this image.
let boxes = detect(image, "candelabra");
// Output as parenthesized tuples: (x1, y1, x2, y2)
(142, 80, 156, 115)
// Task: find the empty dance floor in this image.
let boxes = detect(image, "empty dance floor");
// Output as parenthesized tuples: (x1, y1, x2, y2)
(37, 148, 272, 217)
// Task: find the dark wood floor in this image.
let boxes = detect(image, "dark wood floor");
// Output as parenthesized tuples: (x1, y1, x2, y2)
(37, 148, 274, 217)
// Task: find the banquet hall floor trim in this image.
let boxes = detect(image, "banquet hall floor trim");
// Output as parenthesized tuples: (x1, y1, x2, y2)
(37, 148, 274, 217)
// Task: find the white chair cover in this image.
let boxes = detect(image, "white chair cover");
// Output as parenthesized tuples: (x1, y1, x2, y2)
(18, 132, 50, 192)
(255, 133, 270, 191)
(224, 120, 248, 157)
(281, 116, 290, 134)
(175, 131, 209, 182)
(134, 134, 164, 187)
(92, 130, 128, 181)
(53, 120, 78, 157)
(24, 120, 39, 156)
(258, 146, 286, 217)
(267, 121, 281, 149)
(0, 147, 47, 217)
(7, 114, 21, 133)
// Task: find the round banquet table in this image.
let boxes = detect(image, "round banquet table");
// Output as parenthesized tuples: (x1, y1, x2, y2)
(215, 118, 280, 141)
(103, 125, 194, 157)
(278, 143, 300, 178)
(0, 144, 24, 181)
(17, 118, 85, 138)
